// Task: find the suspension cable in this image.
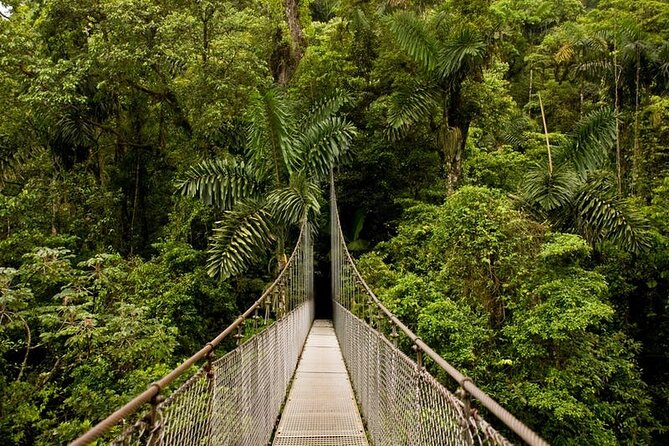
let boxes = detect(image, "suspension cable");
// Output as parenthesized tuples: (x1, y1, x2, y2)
(330, 174, 549, 446)
(70, 222, 310, 446)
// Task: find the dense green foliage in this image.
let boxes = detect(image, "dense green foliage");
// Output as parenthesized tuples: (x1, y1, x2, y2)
(0, 0, 668, 444)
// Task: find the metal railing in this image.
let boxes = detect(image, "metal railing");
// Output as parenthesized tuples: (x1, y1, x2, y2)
(70, 223, 314, 446)
(330, 175, 549, 446)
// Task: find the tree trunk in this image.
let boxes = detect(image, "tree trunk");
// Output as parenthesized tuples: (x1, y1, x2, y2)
(446, 87, 470, 192)
(528, 69, 533, 120)
(633, 49, 641, 192)
(285, 0, 305, 63)
(539, 93, 553, 174)
(201, 4, 213, 65)
(271, 0, 306, 85)
(578, 79, 585, 118)
(130, 152, 140, 256)
(613, 41, 623, 194)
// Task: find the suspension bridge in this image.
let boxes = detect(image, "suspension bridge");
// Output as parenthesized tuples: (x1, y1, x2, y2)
(70, 179, 549, 446)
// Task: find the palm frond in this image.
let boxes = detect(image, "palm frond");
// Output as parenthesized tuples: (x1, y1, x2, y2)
(0, 135, 28, 183)
(500, 115, 531, 149)
(247, 89, 297, 179)
(522, 162, 579, 212)
(573, 175, 650, 253)
(567, 107, 615, 175)
(576, 59, 611, 78)
(56, 109, 95, 147)
(387, 11, 437, 72)
(386, 81, 439, 136)
(267, 173, 321, 225)
(350, 8, 370, 31)
(176, 158, 262, 209)
(554, 43, 575, 64)
(303, 89, 352, 127)
(299, 116, 356, 179)
(162, 52, 188, 76)
(207, 201, 275, 279)
(654, 42, 669, 83)
(436, 27, 486, 80)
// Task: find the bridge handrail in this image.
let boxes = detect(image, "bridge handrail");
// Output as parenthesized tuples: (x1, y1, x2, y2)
(70, 222, 308, 446)
(331, 179, 549, 446)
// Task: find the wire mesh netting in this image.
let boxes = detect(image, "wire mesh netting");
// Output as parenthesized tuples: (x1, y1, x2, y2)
(330, 178, 513, 446)
(76, 178, 546, 446)
(109, 226, 314, 446)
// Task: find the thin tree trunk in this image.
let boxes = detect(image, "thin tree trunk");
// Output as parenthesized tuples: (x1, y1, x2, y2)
(528, 69, 533, 120)
(201, 4, 213, 65)
(16, 316, 31, 382)
(539, 93, 553, 174)
(614, 48, 622, 194)
(51, 175, 58, 235)
(578, 79, 585, 118)
(130, 153, 140, 255)
(633, 49, 641, 192)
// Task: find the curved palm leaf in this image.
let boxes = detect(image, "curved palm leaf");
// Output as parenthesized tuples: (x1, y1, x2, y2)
(500, 114, 531, 149)
(436, 27, 486, 80)
(386, 81, 439, 137)
(298, 116, 356, 179)
(303, 89, 352, 127)
(177, 158, 262, 209)
(247, 89, 298, 180)
(522, 162, 579, 212)
(267, 173, 321, 225)
(654, 42, 669, 84)
(207, 201, 275, 279)
(573, 175, 650, 253)
(387, 11, 437, 72)
(567, 107, 615, 175)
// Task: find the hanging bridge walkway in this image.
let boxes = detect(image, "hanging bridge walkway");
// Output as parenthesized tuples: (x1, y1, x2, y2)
(71, 180, 549, 446)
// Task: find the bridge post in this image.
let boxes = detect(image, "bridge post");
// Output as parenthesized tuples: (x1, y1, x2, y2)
(146, 393, 165, 446)
(389, 320, 399, 347)
(375, 306, 383, 330)
(234, 320, 244, 346)
(253, 307, 260, 331)
(413, 343, 423, 369)
(264, 295, 271, 323)
(278, 282, 286, 319)
(456, 382, 475, 446)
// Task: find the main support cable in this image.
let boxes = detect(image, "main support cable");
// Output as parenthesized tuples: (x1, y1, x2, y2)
(330, 173, 549, 446)
(71, 222, 314, 446)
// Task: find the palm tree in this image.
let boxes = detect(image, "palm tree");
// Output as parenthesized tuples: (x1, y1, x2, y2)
(384, 10, 489, 191)
(521, 107, 649, 253)
(178, 89, 355, 279)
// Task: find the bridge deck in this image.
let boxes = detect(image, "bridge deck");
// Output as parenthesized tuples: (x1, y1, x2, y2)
(273, 319, 368, 446)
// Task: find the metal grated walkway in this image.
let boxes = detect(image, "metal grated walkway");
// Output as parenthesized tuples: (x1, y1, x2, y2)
(273, 319, 368, 446)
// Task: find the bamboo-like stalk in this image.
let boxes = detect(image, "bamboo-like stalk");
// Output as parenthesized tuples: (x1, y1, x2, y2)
(538, 93, 553, 175)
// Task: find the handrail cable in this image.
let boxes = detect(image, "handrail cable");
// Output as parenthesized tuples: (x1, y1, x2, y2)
(70, 222, 310, 446)
(330, 174, 549, 446)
